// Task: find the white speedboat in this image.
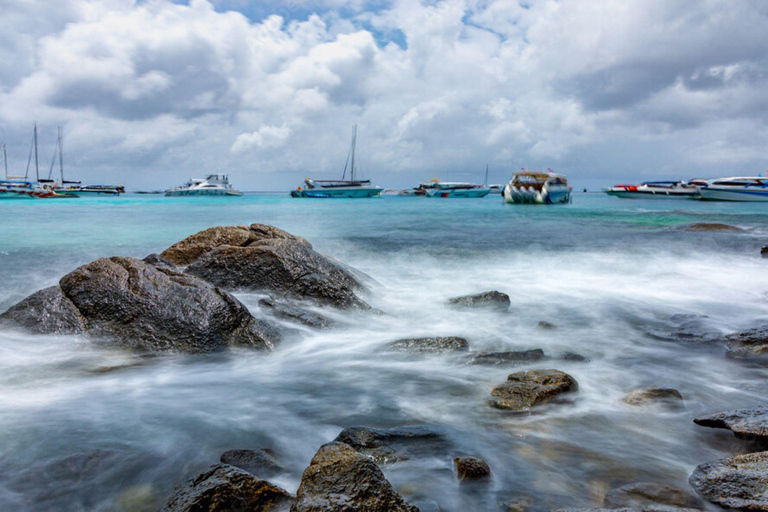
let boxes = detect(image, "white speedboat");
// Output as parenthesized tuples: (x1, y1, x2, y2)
(604, 181, 699, 199)
(503, 170, 571, 204)
(699, 177, 768, 202)
(166, 173, 243, 197)
(425, 182, 491, 198)
(291, 125, 383, 199)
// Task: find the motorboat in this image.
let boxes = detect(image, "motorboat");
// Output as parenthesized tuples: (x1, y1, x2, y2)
(503, 170, 571, 204)
(699, 177, 768, 202)
(291, 125, 383, 198)
(488, 184, 504, 195)
(58, 184, 125, 196)
(425, 182, 491, 198)
(604, 180, 699, 199)
(166, 173, 243, 197)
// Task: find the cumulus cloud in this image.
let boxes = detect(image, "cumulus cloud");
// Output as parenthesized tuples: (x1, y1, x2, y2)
(0, 0, 766, 189)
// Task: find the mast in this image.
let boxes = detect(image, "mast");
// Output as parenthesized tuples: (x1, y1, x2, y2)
(2, 143, 7, 179)
(484, 164, 489, 187)
(350, 124, 357, 182)
(59, 126, 64, 182)
(34, 123, 39, 182)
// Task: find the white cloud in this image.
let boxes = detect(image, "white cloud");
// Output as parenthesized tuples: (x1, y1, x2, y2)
(231, 124, 292, 153)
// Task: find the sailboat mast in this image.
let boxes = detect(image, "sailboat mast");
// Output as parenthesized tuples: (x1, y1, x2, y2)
(34, 123, 39, 182)
(484, 164, 489, 186)
(2, 143, 7, 180)
(350, 124, 357, 182)
(59, 126, 64, 182)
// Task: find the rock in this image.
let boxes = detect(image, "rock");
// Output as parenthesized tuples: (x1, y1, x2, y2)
(0, 286, 86, 334)
(259, 299, 336, 329)
(726, 328, 768, 362)
(453, 456, 491, 481)
(465, 349, 546, 365)
(160, 225, 256, 265)
(689, 451, 768, 511)
(552, 508, 638, 512)
(412, 499, 442, 512)
(502, 496, 534, 512)
(558, 352, 589, 362)
(621, 388, 684, 409)
(490, 369, 578, 411)
(762, 246, 768, 259)
(333, 425, 449, 463)
(142, 253, 175, 269)
(683, 223, 743, 232)
(291, 442, 419, 512)
(604, 482, 702, 511)
(220, 449, 286, 478)
(447, 291, 511, 311)
(162, 463, 293, 512)
(538, 321, 557, 330)
(1, 257, 279, 352)
(694, 406, 768, 441)
(387, 337, 469, 354)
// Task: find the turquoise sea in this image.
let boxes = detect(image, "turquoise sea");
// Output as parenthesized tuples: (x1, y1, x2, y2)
(1, 192, 767, 510)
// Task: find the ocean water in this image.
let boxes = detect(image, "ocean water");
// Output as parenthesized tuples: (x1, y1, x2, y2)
(1, 192, 767, 511)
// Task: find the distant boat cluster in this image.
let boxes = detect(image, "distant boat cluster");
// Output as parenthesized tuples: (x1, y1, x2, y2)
(605, 178, 768, 201)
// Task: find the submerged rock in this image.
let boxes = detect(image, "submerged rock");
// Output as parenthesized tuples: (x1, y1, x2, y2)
(682, 223, 743, 232)
(761, 246, 768, 259)
(689, 451, 768, 511)
(291, 442, 419, 512)
(621, 388, 684, 409)
(259, 299, 336, 329)
(447, 291, 511, 310)
(333, 425, 449, 463)
(603, 482, 702, 511)
(220, 449, 286, 478)
(501, 496, 534, 512)
(162, 463, 293, 512)
(465, 349, 546, 365)
(0, 257, 279, 352)
(694, 406, 768, 441)
(558, 352, 589, 362)
(726, 328, 768, 362)
(538, 321, 557, 330)
(453, 456, 491, 481)
(490, 369, 578, 411)
(387, 337, 469, 354)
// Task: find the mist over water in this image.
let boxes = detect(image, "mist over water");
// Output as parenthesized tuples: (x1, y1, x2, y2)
(1, 193, 768, 511)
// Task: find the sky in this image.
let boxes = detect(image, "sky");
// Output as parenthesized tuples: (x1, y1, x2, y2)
(0, 0, 767, 190)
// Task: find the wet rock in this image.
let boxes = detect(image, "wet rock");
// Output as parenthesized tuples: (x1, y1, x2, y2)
(621, 388, 684, 409)
(258, 299, 336, 329)
(160, 225, 256, 265)
(726, 328, 768, 362)
(291, 442, 419, 512)
(454, 456, 491, 481)
(387, 337, 469, 354)
(1, 257, 279, 352)
(682, 223, 743, 232)
(502, 496, 534, 512)
(694, 406, 768, 441)
(447, 291, 511, 310)
(762, 246, 768, 259)
(40, 449, 119, 481)
(0, 286, 86, 334)
(490, 369, 578, 411)
(604, 482, 703, 511)
(141, 253, 175, 269)
(538, 321, 557, 330)
(333, 425, 450, 463)
(688, 451, 768, 511)
(558, 352, 589, 362)
(465, 349, 546, 365)
(412, 499, 442, 512)
(162, 463, 293, 512)
(220, 449, 286, 478)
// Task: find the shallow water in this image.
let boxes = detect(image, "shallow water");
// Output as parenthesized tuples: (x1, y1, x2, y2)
(1, 192, 767, 511)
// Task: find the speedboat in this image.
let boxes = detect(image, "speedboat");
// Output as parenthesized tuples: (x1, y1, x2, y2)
(291, 125, 383, 198)
(425, 182, 491, 198)
(604, 181, 699, 199)
(699, 177, 768, 202)
(166, 173, 243, 197)
(503, 170, 571, 204)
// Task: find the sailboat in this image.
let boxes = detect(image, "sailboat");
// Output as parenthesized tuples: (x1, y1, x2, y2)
(291, 125, 383, 198)
(0, 125, 61, 199)
(48, 127, 124, 196)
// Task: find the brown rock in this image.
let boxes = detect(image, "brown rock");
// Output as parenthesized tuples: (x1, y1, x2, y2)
(604, 482, 702, 511)
(160, 225, 255, 265)
(490, 369, 578, 411)
(694, 406, 768, 441)
(447, 291, 510, 311)
(453, 456, 491, 481)
(621, 388, 684, 409)
(726, 328, 768, 362)
(689, 451, 768, 511)
(683, 223, 743, 232)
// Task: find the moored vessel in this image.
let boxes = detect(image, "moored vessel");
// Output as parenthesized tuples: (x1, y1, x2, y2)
(604, 180, 699, 199)
(699, 177, 768, 202)
(425, 182, 491, 198)
(503, 170, 571, 204)
(166, 174, 243, 197)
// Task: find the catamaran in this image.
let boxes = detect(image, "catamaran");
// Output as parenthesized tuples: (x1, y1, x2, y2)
(503, 169, 572, 204)
(291, 125, 383, 198)
(165, 173, 242, 196)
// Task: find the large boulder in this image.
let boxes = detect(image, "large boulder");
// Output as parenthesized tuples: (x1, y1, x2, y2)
(603, 482, 702, 512)
(689, 452, 768, 511)
(694, 406, 768, 441)
(490, 369, 578, 411)
(333, 425, 449, 463)
(447, 291, 510, 311)
(291, 442, 418, 512)
(726, 328, 768, 362)
(621, 388, 684, 409)
(162, 464, 293, 512)
(0, 257, 279, 352)
(387, 337, 469, 354)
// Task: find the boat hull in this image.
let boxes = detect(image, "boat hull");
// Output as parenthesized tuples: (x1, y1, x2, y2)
(165, 189, 243, 197)
(291, 187, 383, 198)
(426, 188, 490, 198)
(605, 189, 698, 199)
(503, 185, 571, 204)
(699, 188, 768, 202)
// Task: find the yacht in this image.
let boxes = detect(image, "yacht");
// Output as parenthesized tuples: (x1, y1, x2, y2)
(291, 125, 383, 198)
(604, 180, 699, 199)
(426, 182, 491, 198)
(166, 174, 243, 197)
(0, 130, 61, 199)
(503, 170, 571, 204)
(699, 177, 768, 201)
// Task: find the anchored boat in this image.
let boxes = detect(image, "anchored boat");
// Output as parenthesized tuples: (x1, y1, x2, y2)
(425, 182, 491, 198)
(503, 170, 571, 204)
(604, 181, 699, 199)
(0, 125, 64, 199)
(166, 174, 243, 197)
(291, 125, 383, 198)
(699, 177, 768, 202)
